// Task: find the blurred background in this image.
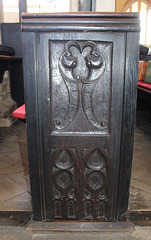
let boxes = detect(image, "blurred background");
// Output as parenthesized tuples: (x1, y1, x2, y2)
(0, 0, 151, 47)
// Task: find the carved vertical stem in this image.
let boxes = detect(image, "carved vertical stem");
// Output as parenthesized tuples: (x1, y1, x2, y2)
(81, 83, 106, 129)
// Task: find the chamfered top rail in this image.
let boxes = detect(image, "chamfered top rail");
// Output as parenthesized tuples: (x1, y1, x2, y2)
(21, 12, 140, 32)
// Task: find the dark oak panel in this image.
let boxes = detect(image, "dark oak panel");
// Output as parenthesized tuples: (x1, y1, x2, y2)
(36, 32, 125, 221)
(22, 13, 140, 223)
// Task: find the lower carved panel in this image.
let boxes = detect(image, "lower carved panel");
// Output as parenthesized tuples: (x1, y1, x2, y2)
(50, 148, 108, 220)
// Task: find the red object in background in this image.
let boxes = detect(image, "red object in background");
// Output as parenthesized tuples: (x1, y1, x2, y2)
(13, 104, 26, 119)
(138, 61, 148, 81)
(138, 80, 151, 91)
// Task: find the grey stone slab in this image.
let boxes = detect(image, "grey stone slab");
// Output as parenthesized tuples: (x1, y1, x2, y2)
(32, 227, 151, 240)
(0, 226, 32, 240)
(0, 226, 151, 240)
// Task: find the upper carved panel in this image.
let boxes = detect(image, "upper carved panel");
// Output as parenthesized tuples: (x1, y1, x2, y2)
(50, 40, 112, 134)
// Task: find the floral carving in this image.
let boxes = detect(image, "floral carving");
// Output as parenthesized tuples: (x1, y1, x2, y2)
(55, 41, 106, 130)
(59, 41, 105, 83)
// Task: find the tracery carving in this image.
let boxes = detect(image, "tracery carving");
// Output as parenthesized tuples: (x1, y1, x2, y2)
(84, 148, 108, 219)
(55, 41, 106, 130)
(52, 148, 76, 219)
(51, 148, 108, 220)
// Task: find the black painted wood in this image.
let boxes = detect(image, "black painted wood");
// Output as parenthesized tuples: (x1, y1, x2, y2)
(22, 13, 140, 222)
(22, 33, 43, 220)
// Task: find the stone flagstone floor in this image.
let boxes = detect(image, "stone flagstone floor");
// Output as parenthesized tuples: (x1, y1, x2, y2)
(0, 110, 150, 212)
